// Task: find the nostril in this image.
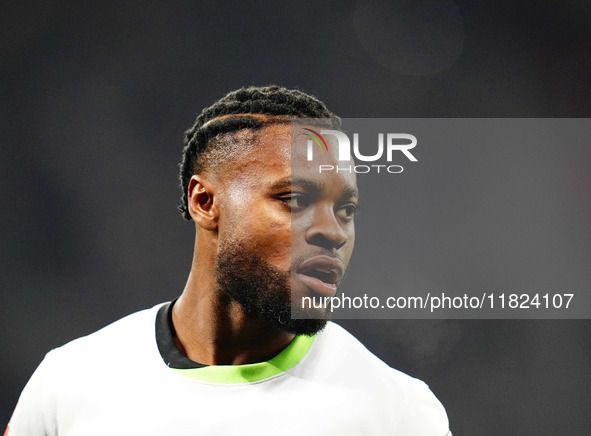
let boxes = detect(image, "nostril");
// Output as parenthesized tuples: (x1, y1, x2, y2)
(307, 232, 347, 250)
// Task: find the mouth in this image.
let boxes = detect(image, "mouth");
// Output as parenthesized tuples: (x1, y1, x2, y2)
(295, 255, 344, 297)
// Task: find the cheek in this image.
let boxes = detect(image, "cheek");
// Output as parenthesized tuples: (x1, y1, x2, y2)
(341, 224, 356, 262)
(343, 236, 355, 266)
(243, 208, 292, 268)
(261, 220, 292, 264)
(222, 187, 293, 267)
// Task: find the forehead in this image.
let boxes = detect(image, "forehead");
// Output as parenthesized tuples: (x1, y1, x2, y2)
(228, 123, 358, 195)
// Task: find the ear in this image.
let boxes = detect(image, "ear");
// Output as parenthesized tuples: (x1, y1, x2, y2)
(187, 175, 219, 230)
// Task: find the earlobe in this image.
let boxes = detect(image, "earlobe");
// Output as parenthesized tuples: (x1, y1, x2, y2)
(187, 175, 218, 230)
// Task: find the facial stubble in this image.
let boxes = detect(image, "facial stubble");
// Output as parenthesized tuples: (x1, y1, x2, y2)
(216, 239, 329, 336)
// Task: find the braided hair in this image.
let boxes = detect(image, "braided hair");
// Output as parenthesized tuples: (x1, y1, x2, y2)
(178, 85, 340, 220)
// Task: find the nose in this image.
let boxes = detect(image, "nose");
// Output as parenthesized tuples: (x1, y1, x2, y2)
(305, 205, 349, 250)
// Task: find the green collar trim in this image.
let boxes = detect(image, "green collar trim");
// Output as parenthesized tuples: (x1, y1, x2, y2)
(172, 334, 315, 384)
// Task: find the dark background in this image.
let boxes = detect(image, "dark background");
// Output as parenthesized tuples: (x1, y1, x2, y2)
(2, 1, 590, 434)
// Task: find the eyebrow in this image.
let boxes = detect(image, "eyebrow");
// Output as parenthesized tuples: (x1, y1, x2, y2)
(271, 177, 359, 200)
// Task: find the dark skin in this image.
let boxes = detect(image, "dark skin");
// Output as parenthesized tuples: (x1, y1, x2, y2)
(172, 122, 358, 365)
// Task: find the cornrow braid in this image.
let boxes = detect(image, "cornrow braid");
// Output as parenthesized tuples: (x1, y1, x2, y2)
(178, 85, 341, 220)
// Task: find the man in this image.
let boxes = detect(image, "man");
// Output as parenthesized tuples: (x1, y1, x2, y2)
(7, 86, 451, 435)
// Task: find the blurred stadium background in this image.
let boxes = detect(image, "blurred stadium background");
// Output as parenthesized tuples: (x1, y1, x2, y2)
(2, 1, 590, 434)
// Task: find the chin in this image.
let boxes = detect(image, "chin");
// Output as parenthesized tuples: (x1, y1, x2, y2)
(274, 316, 329, 336)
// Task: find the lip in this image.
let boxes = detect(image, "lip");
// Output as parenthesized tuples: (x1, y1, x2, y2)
(295, 255, 344, 297)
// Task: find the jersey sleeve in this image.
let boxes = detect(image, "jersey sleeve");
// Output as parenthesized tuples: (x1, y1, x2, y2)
(394, 380, 451, 436)
(6, 352, 58, 436)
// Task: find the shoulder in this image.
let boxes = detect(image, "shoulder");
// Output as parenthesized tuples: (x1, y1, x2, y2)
(33, 303, 168, 399)
(309, 322, 430, 391)
(7, 304, 165, 435)
(43, 304, 165, 393)
(299, 322, 451, 435)
(47, 303, 162, 366)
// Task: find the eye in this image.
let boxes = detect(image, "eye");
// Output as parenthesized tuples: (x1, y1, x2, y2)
(280, 193, 311, 212)
(336, 203, 360, 222)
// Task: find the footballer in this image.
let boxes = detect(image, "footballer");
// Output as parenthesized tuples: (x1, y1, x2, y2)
(7, 86, 451, 435)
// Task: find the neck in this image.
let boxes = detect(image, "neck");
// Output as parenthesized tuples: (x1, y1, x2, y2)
(171, 253, 294, 366)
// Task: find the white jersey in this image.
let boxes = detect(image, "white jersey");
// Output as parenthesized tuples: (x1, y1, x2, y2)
(7, 303, 451, 435)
